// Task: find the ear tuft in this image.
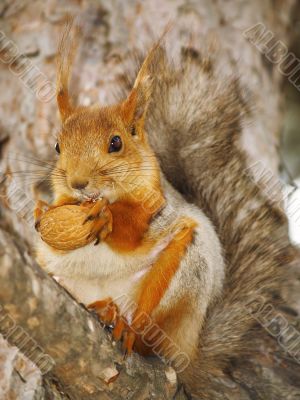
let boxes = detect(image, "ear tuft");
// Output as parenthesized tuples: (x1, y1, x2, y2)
(121, 42, 167, 132)
(134, 74, 153, 120)
(56, 17, 81, 123)
(121, 75, 153, 130)
(121, 24, 171, 135)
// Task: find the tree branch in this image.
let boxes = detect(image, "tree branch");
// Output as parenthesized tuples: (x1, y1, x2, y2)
(0, 226, 180, 399)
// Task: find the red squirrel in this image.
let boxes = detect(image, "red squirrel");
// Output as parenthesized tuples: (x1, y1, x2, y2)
(35, 25, 224, 365)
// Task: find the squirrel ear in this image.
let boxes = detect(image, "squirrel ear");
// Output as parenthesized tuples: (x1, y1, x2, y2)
(56, 18, 80, 122)
(121, 42, 167, 133)
(121, 73, 152, 130)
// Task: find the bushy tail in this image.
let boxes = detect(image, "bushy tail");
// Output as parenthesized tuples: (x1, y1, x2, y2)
(144, 45, 294, 398)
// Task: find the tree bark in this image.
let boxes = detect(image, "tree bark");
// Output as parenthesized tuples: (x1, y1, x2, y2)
(0, 1, 299, 399)
(0, 222, 179, 399)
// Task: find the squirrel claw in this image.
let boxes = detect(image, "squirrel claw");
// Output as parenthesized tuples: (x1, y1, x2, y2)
(34, 199, 50, 232)
(122, 349, 128, 360)
(84, 203, 113, 243)
(83, 198, 108, 225)
(112, 317, 136, 355)
(82, 216, 92, 225)
(88, 298, 119, 325)
(86, 213, 112, 244)
(122, 330, 135, 355)
(34, 220, 41, 232)
(83, 213, 99, 225)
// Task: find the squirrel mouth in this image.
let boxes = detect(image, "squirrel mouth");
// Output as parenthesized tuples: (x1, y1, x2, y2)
(75, 184, 115, 202)
(81, 191, 102, 201)
(87, 192, 102, 200)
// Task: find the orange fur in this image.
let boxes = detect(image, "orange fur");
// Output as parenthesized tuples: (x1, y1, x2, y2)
(105, 195, 164, 252)
(110, 219, 197, 354)
(106, 201, 152, 252)
(53, 195, 79, 207)
(56, 18, 79, 122)
(88, 298, 119, 325)
(133, 220, 197, 323)
(134, 296, 192, 356)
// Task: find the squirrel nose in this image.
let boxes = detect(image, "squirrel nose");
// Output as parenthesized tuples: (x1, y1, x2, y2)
(70, 179, 89, 190)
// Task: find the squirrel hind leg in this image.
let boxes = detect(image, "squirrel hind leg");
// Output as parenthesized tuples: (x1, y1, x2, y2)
(152, 297, 201, 365)
(88, 298, 119, 325)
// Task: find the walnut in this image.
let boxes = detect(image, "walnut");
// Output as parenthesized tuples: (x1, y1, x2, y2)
(39, 204, 96, 251)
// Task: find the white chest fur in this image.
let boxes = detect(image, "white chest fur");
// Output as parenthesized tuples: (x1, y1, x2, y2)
(36, 236, 168, 319)
(53, 269, 148, 321)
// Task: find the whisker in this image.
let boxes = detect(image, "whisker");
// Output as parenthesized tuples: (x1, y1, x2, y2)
(6, 152, 66, 175)
(8, 170, 64, 178)
(95, 155, 157, 174)
(100, 168, 157, 177)
(7, 153, 57, 167)
(99, 163, 157, 173)
(8, 150, 56, 162)
(7, 160, 54, 172)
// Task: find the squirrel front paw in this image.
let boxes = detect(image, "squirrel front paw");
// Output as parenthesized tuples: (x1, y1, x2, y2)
(34, 196, 79, 231)
(83, 198, 113, 245)
(34, 200, 51, 231)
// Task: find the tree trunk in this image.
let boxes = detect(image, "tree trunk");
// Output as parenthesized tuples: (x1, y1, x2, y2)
(0, 1, 299, 399)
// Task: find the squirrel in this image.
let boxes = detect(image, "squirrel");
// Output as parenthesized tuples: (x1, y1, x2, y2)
(35, 25, 225, 371)
(34, 23, 295, 398)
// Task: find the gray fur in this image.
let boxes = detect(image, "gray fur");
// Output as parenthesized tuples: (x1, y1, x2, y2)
(140, 45, 295, 398)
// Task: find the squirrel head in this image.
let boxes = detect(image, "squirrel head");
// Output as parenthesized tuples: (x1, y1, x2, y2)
(53, 25, 163, 208)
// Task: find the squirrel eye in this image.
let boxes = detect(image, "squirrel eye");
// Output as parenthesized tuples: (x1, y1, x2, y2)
(108, 136, 122, 153)
(55, 142, 60, 154)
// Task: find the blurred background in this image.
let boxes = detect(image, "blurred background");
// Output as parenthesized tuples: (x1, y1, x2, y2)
(282, 16, 300, 244)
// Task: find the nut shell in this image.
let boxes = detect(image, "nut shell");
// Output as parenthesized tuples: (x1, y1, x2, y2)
(39, 204, 96, 251)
